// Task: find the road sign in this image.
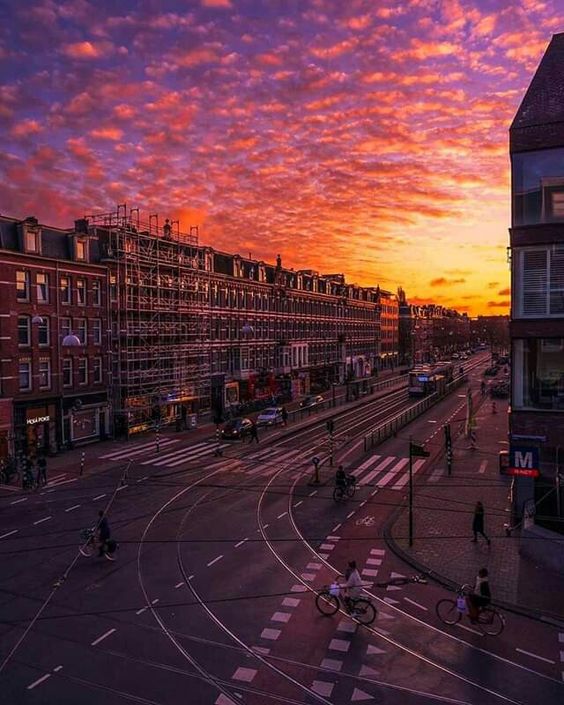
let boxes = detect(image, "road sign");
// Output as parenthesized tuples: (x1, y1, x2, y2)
(312, 456, 320, 466)
(504, 446, 540, 477)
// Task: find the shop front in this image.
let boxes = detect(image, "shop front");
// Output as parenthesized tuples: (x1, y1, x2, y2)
(14, 400, 58, 457)
(63, 393, 109, 446)
(0, 399, 13, 461)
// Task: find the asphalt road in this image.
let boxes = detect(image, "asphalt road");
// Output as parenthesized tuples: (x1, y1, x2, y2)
(1, 357, 562, 705)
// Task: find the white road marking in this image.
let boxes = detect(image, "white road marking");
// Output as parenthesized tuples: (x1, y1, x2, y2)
(261, 628, 281, 640)
(136, 607, 148, 615)
(27, 673, 51, 690)
(309, 490, 317, 497)
(93, 494, 106, 500)
(151, 598, 159, 605)
(65, 504, 81, 512)
(271, 611, 291, 623)
(327, 535, 340, 541)
(91, 628, 116, 646)
(478, 460, 488, 474)
(117, 484, 128, 491)
(456, 623, 482, 636)
(329, 638, 350, 652)
(277, 511, 287, 519)
(515, 648, 555, 665)
(33, 516, 52, 525)
(331, 523, 342, 532)
(174, 582, 184, 589)
(232, 667, 257, 682)
(207, 554, 223, 567)
(10, 497, 28, 505)
(359, 456, 396, 486)
(392, 459, 426, 490)
(346, 511, 355, 519)
(0, 529, 18, 539)
(404, 597, 428, 611)
(312, 681, 334, 697)
(282, 597, 300, 608)
(370, 548, 385, 555)
(53, 665, 63, 672)
(235, 538, 248, 548)
(321, 658, 343, 671)
(361, 568, 379, 577)
(293, 500, 303, 507)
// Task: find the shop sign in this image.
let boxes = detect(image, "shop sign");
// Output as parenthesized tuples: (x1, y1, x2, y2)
(504, 446, 540, 478)
(26, 415, 50, 426)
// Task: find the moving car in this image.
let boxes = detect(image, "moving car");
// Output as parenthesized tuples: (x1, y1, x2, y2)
(221, 417, 253, 440)
(256, 407, 284, 426)
(299, 394, 324, 409)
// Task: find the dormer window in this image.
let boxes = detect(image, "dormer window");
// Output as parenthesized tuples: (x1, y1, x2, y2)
(76, 239, 87, 261)
(22, 218, 42, 254)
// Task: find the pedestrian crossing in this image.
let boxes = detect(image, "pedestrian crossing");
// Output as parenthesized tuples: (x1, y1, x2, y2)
(351, 454, 427, 490)
(99, 438, 180, 461)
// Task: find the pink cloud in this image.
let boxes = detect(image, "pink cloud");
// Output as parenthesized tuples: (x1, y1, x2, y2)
(11, 119, 43, 137)
(61, 41, 103, 59)
(90, 127, 124, 140)
(201, 0, 232, 7)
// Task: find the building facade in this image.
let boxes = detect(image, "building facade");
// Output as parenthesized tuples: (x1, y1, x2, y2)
(510, 32, 564, 529)
(0, 216, 110, 458)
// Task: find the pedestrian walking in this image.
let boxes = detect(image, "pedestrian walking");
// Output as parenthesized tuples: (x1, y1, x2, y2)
(249, 422, 259, 444)
(472, 501, 490, 545)
(36, 453, 47, 486)
(281, 406, 288, 426)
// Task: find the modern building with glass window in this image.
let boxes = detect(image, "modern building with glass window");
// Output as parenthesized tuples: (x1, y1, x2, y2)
(510, 32, 564, 543)
(0, 215, 110, 457)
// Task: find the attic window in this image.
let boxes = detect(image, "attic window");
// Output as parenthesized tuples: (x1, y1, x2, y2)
(24, 228, 40, 253)
(76, 239, 87, 261)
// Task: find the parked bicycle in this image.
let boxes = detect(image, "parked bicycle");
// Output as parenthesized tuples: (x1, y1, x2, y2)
(0, 457, 20, 486)
(79, 528, 118, 561)
(436, 584, 505, 635)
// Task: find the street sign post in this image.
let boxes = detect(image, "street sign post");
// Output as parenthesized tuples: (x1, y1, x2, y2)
(311, 456, 321, 484)
(408, 440, 430, 547)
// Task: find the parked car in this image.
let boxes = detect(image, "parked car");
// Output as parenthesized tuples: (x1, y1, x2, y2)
(256, 407, 284, 426)
(221, 417, 253, 440)
(451, 353, 460, 359)
(484, 366, 499, 376)
(491, 381, 510, 398)
(299, 394, 324, 409)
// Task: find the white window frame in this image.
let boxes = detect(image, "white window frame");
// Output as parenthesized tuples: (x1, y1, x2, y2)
(78, 357, 88, 385)
(62, 358, 73, 387)
(92, 318, 102, 345)
(76, 318, 87, 344)
(60, 276, 71, 304)
(38, 317, 50, 347)
(16, 270, 30, 302)
(92, 279, 101, 306)
(36, 272, 49, 304)
(18, 315, 31, 346)
(515, 246, 564, 318)
(92, 357, 103, 384)
(24, 229, 40, 253)
(76, 278, 86, 305)
(19, 361, 32, 391)
(38, 359, 51, 390)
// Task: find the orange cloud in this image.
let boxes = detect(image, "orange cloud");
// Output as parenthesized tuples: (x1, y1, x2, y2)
(11, 119, 42, 137)
(61, 41, 103, 59)
(201, 0, 232, 7)
(90, 127, 124, 140)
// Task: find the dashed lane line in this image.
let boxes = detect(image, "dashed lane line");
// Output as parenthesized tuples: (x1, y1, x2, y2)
(235, 538, 248, 548)
(207, 554, 223, 567)
(277, 511, 287, 519)
(404, 597, 428, 611)
(515, 648, 556, 665)
(174, 582, 184, 589)
(92, 494, 106, 501)
(27, 673, 51, 690)
(33, 516, 52, 525)
(91, 628, 116, 646)
(331, 523, 342, 532)
(0, 529, 18, 540)
(10, 497, 28, 505)
(65, 504, 81, 512)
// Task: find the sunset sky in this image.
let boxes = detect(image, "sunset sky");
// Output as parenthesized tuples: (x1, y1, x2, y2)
(0, 1, 561, 315)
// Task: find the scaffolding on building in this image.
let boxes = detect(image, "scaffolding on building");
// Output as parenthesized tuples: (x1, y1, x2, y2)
(85, 204, 211, 435)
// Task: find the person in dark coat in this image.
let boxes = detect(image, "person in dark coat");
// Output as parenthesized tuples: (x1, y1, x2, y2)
(281, 406, 288, 426)
(97, 510, 111, 556)
(472, 501, 490, 545)
(249, 422, 259, 444)
(36, 454, 47, 487)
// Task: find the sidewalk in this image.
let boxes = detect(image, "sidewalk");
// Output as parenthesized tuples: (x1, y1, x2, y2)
(386, 394, 564, 623)
(22, 367, 406, 482)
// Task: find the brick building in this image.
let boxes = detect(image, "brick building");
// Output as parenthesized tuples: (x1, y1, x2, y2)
(0, 216, 110, 458)
(509, 31, 564, 528)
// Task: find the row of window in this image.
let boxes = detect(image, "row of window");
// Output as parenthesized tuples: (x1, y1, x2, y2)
(17, 316, 103, 347)
(18, 357, 103, 392)
(16, 271, 102, 306)
(23, 229, 88, 261)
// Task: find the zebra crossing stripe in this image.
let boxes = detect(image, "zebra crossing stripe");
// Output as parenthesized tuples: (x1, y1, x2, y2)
(351, 455, 381, 477)
(376, 457, 409, 488)
(99, 438, 178, 460)
(392, 459, 426, 490)
(141, 441, 212, 466)
(245, 449, 302, 475)
(165, 445, 229, 467)
(358, 456, 395, 486)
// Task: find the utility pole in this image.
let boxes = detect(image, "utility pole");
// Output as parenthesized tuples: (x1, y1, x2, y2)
(327, 419, 335, 467)
(409, 438, 430, 547)
(444, 423, 452, 476)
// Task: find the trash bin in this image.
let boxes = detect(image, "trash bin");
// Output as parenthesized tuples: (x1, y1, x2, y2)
(188, 414, 197, 429)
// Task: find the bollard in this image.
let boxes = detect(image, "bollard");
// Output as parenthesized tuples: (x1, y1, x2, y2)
(80, 451, 85, 476)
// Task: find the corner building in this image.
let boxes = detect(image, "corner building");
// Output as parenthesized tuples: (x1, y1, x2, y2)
(509, 32, 564, 530)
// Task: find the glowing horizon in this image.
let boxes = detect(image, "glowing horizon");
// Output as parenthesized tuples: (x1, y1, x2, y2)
(1, 1, 560, 315)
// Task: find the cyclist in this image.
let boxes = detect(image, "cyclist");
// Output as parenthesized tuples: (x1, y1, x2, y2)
(335, 465, 355, 490)
(467, 567, 491, 622)
(97, 510, 111, 557)
(340, 560, 363, 611)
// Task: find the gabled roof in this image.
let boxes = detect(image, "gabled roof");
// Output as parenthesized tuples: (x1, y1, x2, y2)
(511, 33, 564, 131)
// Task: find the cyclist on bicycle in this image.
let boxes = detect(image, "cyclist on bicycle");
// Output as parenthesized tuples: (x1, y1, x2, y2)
(341, 560, 363, 610)
(467, 567, 491, 622)
(335, 465, 355, 489)
(97, 510, 111, 557)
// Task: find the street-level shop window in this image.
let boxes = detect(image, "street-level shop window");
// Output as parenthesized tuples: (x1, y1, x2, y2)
(62, 358, 73, 387)
(16, 270, 30, 302)
(60, 276, 71, 304)
(92, 319, 102, 345)
(76, 278, 86, 305)
(18, 315, 31, 346)
(92, 357, 103, 384)
(513, 338, 564, 411)
(19, 361, 32, 391)
(38, 359, 51, 390)
(38, 317, 50, 346)
(36, 273, 49, 303)
(92, 279, 101, 306)
(78, 357, 88, 385)
(76, 318, 87, 344)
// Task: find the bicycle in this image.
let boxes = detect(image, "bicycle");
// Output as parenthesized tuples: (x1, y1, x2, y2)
(315, 583, 376, 625)
(79, 528, 117, 561)
(436, 584, 505, 636)
(333, 476, 356, 502)
(0, 459, 20, 486)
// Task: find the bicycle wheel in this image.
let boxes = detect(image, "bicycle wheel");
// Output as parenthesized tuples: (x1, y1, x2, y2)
(346, 483, 356, 498)
(478, 607, 504, 636)
(333, 486, 345, 502)
(351, 598, 376, 625)
(315, 591, 339, 616)
(80, 540, 95, 557)
(436, 599, 462, 626)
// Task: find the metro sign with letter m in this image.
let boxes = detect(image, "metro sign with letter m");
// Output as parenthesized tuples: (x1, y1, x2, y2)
(506, 446, 540, 478)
